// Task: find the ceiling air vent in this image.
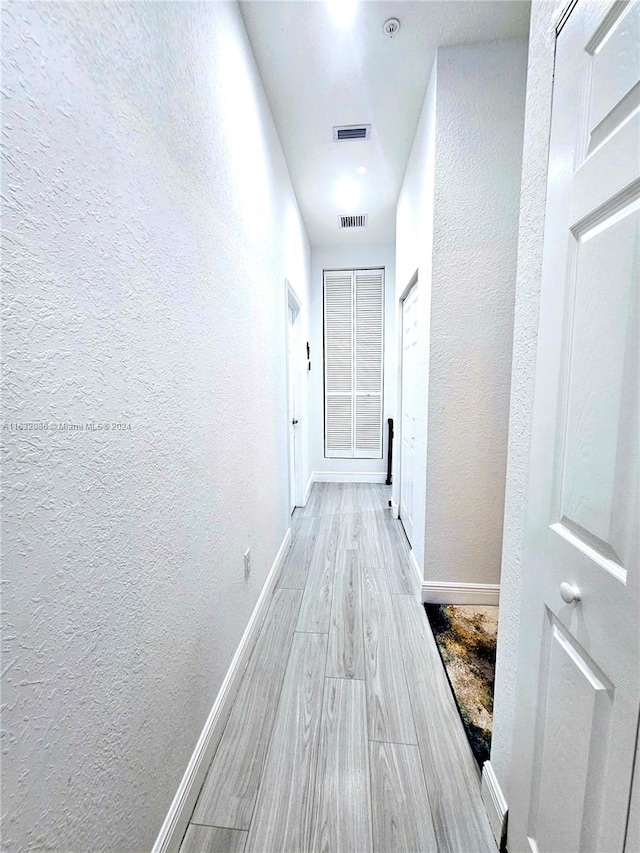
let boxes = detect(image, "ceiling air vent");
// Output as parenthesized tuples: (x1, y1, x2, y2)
(339, 214, 368, 229)
(333, 124, 371, 142)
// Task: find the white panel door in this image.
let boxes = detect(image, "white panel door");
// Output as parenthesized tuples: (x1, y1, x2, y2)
(509, 2, 639, 851)
(400, 282, 419, 547)
(287, 304, 298, 514)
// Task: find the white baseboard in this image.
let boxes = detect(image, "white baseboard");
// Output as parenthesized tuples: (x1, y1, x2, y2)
(389, 499, 399, 519)
(481, 760, 508, 850)
(312, 471, 386, 484)
(152, 527, 292, 853)
(422, 581, 500, 606)
(408, 549, 422, 600)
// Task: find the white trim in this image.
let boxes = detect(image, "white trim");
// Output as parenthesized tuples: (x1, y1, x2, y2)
(408, 548, 422, 590)
(393, 267, 420, 513)
(303, 474, 314, 506)
(389, 499, 399, 519)
(481, 760, 508, 850)
(286, 278, 302, 314)
(409, 548, 422, 601)
(312, 470, 386, 484)
(286, 279, 305, 510)
(398, 267, 420, 303)
(152, 527, 292, 853)
(422, 581, 500, 606)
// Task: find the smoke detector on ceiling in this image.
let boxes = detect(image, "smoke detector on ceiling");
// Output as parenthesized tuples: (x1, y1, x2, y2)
(383, 18, 400, 37)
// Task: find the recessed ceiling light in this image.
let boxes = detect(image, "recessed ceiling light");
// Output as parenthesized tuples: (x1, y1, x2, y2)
(357, 166, 367, 174)
(335, 177, 361, 211)
(327, 0, 357, 29)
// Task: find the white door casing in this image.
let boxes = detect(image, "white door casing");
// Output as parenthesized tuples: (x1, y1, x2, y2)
(286, 284, 303, 513)
(400, 280, 419, 547)
(287, 305, 297, 514)
(509, 2, 639, 851)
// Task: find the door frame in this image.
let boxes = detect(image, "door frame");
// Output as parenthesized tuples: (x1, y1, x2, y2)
(394, 269, 419, 548)
(396, 269, 420, 541)
(285, 280, 305, 511)
(488, 3, 581, 818)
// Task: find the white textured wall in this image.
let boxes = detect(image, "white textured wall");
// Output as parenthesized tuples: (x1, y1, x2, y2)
(1, 3, 310, 851)
(490, 0, 562, 803)
(424, 39, 528, 585)
(394, 40, 527, 584)
(393, 62, 438, 574)
(309, 244, 396, 477)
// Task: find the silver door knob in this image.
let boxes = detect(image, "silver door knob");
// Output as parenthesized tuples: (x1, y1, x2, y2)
(560, 582, 581, 604)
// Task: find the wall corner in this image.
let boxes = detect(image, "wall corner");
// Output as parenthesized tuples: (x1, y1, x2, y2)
(481, 760, 508, 851)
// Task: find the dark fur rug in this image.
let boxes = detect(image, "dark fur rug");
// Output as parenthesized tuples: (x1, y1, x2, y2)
(425, 603, 498, 766)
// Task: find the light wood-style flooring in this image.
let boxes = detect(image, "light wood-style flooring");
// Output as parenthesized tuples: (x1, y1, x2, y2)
(182, 484, 496, 853)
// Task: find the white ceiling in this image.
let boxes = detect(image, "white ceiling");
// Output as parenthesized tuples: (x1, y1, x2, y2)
(240, 0, 530, 248)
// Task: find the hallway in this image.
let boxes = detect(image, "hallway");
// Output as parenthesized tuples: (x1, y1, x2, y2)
(182, 484, 495, 853)
(6, 2, 638, 849)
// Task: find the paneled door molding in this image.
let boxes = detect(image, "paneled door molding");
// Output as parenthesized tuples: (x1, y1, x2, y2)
(508, 1, 640, 849)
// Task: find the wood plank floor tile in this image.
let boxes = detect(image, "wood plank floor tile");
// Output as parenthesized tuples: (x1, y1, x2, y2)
(362, 566, 417, 745)
(302, 482, 333, 518)
(296, 526, 337, 633)
(361, 509, 415, 595)
(278, 514, 320, 589)
(356, 483, 382, 513)
(337, 483, 360, 550)
(244, 632, 327, 853)
(326, 550, 365, 680)
(290, 505, 308, 535)
(180, 824, 247, 853)
(192, 588, 302, 830)
(310, 678, 372, 853)
(341, 481, 358, 512)
(369, 741, 438, 852)
(392, 595, 495, 853)
(189, 486, 497, 853)
(358, 510, 386, 568)
(381, 519, 416, 595)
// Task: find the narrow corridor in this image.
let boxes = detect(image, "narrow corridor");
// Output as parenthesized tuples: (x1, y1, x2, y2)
(182, 484, 495, 852)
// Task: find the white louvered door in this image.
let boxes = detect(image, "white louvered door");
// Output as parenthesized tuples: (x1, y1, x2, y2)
(324, 268, 384, 459)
